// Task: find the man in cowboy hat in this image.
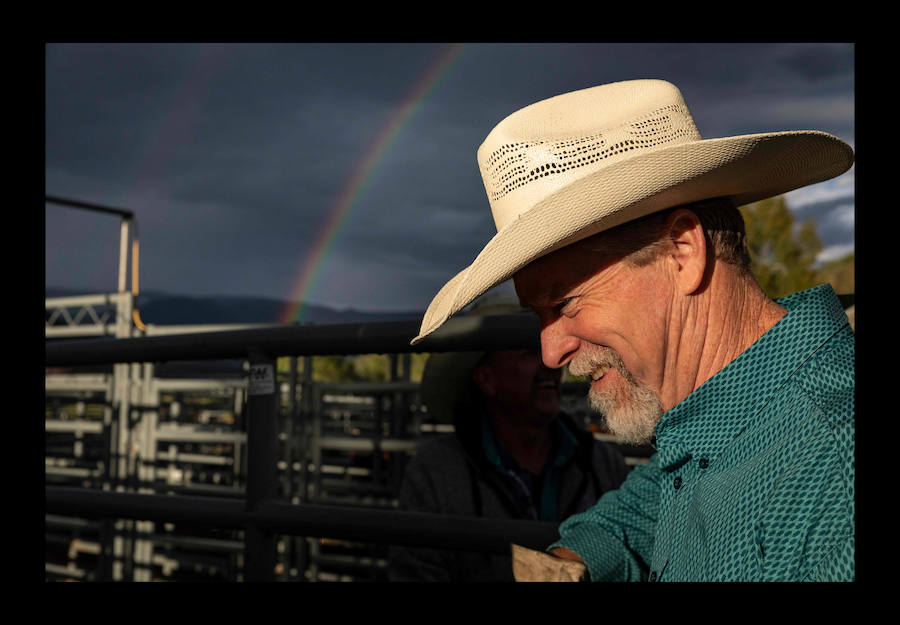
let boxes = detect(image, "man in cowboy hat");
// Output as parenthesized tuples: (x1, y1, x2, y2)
(411, 80, 855, 581)
(390, 296, 630, 582)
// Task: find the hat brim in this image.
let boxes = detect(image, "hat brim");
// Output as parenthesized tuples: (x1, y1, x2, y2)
(413, 130, 853, 344)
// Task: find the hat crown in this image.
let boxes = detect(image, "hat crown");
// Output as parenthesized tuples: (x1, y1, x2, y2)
(477, 80, 702, 230)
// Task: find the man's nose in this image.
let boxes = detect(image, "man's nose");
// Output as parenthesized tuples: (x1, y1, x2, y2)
(539, 319, 579, 370)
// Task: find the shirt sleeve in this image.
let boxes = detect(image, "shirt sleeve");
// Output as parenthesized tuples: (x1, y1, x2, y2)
(549, 452, 663, 581)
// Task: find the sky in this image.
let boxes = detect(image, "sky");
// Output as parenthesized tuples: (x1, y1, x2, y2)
(45, 43, 855, 320)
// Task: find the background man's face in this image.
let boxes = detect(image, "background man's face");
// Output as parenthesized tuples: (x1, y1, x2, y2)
(476, 349, 562, 426)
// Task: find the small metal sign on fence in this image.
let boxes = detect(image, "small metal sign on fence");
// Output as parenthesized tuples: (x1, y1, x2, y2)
(248, 364, 275, 396)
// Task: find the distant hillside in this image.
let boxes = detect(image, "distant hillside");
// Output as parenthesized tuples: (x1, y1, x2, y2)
(46, 259, 855, 330)
(45, 288, 423, 326)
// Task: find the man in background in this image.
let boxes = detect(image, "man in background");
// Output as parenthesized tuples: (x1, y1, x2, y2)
(390, 297, 629, 581)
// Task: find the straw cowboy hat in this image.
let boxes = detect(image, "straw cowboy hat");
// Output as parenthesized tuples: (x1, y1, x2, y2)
(420, 295, 535, 424)
(412, 79, 854, 344)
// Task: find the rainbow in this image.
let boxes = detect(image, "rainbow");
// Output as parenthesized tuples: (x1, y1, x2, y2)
(280, 43, 468, 323)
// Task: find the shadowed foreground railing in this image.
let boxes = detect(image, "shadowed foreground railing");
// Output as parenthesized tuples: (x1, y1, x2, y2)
(44, 314, 555, 581)
(45, 486, 559, 554)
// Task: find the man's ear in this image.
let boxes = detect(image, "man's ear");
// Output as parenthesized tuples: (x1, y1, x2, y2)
(665, 208, 708, 295)
(472, 364, 496, 397)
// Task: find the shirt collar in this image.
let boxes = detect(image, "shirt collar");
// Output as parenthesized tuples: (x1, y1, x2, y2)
(654, 284, 849, 471)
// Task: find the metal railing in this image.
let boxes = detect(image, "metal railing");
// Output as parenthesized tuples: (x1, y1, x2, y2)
(46, 294, 856, 581)
(45, 313, 557, 581)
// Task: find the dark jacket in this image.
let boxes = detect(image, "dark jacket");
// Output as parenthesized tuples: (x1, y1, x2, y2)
(388, 410, 630, 581)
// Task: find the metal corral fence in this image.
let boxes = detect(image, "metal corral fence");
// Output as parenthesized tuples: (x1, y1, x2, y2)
(45, 313, 565, 581)
(46, 297, 856, 582)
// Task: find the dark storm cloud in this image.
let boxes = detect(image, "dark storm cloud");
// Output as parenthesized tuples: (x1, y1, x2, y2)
(45, 43, 854, 311)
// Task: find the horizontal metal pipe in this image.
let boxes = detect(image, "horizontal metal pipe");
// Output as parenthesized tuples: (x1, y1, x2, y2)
(43, 292, 855, 367)
(141, 532, 244, 553)
(47, 486, 246, 526)
(49, 300, 857, 343)
(45, 315, 542, 366)
(46, 293, 125, 308)
(45, 486, 559, 555)
(46, 195, 135, 219)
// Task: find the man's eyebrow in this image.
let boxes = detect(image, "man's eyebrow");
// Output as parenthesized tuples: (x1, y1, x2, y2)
(549, 283, 574, 302)
(518, 283, 571, 309)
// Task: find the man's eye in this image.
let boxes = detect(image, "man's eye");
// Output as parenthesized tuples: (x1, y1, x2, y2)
(556, 298, 573, 314)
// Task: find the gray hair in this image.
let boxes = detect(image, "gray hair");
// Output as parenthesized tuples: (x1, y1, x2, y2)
(587, 197, 752, 273)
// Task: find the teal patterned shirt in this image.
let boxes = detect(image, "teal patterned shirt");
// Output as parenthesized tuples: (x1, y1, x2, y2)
(550, 285, 854, 581)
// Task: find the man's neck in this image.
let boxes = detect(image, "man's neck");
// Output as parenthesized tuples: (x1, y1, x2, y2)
(664, 263, 787, 411)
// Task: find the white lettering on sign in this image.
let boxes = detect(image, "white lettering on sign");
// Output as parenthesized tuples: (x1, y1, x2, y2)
(248, 364, 275, 396)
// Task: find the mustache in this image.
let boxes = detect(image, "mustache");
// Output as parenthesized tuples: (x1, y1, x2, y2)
(568, 344, 634, 383)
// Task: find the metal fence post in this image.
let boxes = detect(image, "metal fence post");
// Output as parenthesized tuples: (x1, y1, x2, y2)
(296, 355, 312, 580)
(244, 350, 278, 582)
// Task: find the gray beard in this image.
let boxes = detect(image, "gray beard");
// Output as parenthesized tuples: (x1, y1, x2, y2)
(568, 343, 663, 446)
